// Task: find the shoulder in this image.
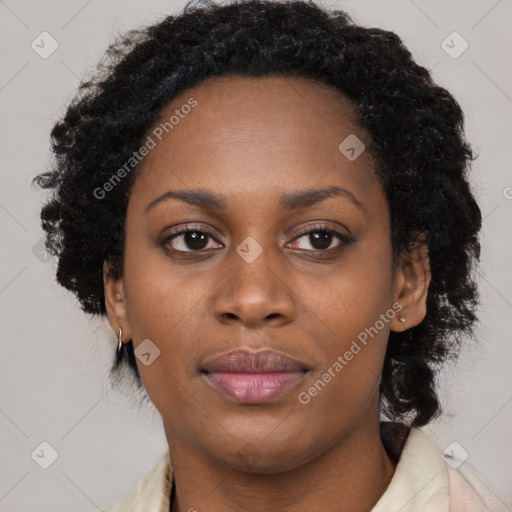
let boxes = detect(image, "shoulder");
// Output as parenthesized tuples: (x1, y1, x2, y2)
(102, 449, 173, 512)
(376, 423, 510, 512)
(406, 426, 510, 512)
(102, 485, 136, 512)
(446, 461, 510, 512)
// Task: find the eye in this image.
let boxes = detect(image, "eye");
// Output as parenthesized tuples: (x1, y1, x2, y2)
(161, 223, 352, 255)
(162, 226, 222, 253)
(288, 225, 351, 252)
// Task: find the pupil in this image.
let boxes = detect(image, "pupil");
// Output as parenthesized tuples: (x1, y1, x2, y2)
(185, 232, 208, 250)
(311, 231, 331, 250)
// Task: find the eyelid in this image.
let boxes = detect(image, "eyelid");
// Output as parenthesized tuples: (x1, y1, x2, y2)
(290, 222, 351, 240)
(166, 223, 221, 238)
(163, 224, 224, 248)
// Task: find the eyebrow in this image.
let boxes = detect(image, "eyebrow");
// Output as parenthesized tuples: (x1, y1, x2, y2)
(144, 185, 366, 214)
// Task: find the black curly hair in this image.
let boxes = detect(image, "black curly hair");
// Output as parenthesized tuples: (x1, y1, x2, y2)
(32, 0, 482, 427)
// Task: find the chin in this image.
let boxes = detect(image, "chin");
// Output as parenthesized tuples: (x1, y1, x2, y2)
(211, 437, 320, 474)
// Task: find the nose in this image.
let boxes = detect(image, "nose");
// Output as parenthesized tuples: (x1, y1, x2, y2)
(212, 241, 296, 329)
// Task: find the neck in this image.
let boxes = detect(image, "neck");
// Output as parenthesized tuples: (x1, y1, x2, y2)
(166, 419, 397, 512)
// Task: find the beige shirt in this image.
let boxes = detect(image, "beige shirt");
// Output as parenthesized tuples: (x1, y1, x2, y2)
(103, 424, 508, 511)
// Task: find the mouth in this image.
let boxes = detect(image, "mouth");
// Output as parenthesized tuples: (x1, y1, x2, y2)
(200, 348, 310, 404)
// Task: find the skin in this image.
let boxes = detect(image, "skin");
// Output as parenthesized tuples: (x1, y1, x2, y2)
(104, 75, 431, 512)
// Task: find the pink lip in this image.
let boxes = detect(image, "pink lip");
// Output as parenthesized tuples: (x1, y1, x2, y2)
(204, 372, 306, 403)
(200, 348, 310, 403)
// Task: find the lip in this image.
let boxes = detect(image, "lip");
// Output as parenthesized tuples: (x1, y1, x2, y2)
(201, 348, 310, 403)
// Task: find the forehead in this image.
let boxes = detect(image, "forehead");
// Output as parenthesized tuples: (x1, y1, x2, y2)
(130, 75, 379, 209)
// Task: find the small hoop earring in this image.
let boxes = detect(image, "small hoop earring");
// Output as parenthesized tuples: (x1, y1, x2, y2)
(117, 327, 123, 354)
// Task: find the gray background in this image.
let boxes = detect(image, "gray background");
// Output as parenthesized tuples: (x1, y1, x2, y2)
(1, 0, 511, 510)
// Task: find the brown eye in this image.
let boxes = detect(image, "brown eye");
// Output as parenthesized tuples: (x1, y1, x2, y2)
(308, 231, 336, 250)
(288, 226, 352, 252)
(293, 230, 340, 251)
(163, 228, 222, 253)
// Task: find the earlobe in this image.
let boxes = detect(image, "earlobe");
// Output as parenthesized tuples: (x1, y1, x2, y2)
(391, 240, 431, 332)
(103, 261, 132, 341)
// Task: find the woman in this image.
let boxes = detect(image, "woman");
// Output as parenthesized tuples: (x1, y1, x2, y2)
(33, 0, 505, 510)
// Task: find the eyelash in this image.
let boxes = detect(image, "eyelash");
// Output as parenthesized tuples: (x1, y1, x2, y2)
(161, 223, 353, 256)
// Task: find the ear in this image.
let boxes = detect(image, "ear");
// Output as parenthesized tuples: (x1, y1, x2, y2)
(390, 237, 431, 332)
(103, 261, 132, 343)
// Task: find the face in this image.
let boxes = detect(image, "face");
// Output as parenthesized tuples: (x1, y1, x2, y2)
(105, 75, 429, 472)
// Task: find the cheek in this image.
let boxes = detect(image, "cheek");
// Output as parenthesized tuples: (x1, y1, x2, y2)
(305, 238, 394, 341)
(298, 244, 394, 410)
(295, 293, 391, 439)
(123, 229, 203, 337)
(122, 243, 204, 399)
